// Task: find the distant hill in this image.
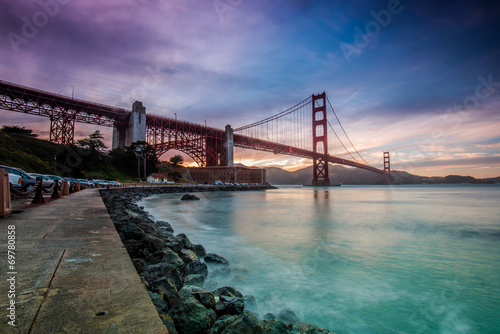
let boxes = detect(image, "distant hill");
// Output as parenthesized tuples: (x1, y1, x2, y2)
(266, 165, 497, 185)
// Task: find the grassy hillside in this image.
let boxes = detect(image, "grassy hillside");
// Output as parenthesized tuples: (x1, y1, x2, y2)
(0, 131, 59, 173)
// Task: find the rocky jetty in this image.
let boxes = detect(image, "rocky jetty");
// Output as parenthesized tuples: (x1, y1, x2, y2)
(100, 185, 335, 334)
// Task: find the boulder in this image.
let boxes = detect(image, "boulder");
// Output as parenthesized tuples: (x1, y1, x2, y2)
(179, 249, 199, 265)
(181, 194, 200, 201)
(151, 278, 180, 308)
(205, 253, 230, 266)
(222, 311, 263, 334)
(210, 315, 237, 334)
(124, 239, 144, 257)
(142, 234, 166, 253)
(214, 286, 243, 298)
(260, 319, 291, 333)
(132, 258, 146, 273)
(156, 220, 174, 233)
(289, 322, 333, 334)
(176, 233, 193, 249)
(278, 307, 300, 324)
(192, 244, 207, 258)
(185, 260, 208, 278)
(159, 248, 184, 269)
(192, 291, 216, 309)
(214, 295, 245, 317)
(142, 263, 183, 291)
(184, 274, 205, 287)
(168, 294, 210, 334)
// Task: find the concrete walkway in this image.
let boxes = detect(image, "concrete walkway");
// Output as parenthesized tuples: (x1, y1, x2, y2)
(0, 189, 167, 334)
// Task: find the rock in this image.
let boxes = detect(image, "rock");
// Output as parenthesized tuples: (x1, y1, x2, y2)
(151, 278, 180, 308)
(142, 263, 183, 291)
(181, 194, 200, 201)
(210, 315, 237, 334)
(159, 313, 178, 334)
(192, 290, 216, 309)
(179, 249, 199, 265)
(263, 313, 276, 320)
(289, 322, 334, 334)
(244, 295, 258, 311)
(168, 294, 210, 334)
(205, 253, 230, 266)
(176, 233, 193, 249)
(192, 244, 207, 258)
(124, 239, 143, 257)
(142, 234, 166, 253)
(278, 307, 300, 324)
(214, 286, 244, 298)
(184, 274, 205, 287)
(223, 311, 263, 334)
(148, 291, 168, 313)
(157, 220, 174, 233)
(214, 295, 245, 317)
(162, 248, 185, 269)
(132, 258, 146, 273)
(260, 319, 291, 333)
(164, 235, 184, 253)
(185, 260, 208, 278)
(118, 223, 145, 240)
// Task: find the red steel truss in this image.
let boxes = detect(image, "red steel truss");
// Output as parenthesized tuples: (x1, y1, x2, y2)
(0, 79, 390, 175)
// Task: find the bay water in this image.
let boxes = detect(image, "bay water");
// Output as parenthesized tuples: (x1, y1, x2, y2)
(139, 185, 500, 333)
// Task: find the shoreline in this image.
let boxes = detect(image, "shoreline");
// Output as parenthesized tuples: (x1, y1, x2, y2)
(100, 185, 335, 334)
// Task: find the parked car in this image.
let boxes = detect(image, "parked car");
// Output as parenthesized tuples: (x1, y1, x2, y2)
(0, 165, 37, 191)
(44, 174, 65, 183)
(107, 181, 121, 187)
(6, 172, 22, 189)
(28, 173, 54, 189)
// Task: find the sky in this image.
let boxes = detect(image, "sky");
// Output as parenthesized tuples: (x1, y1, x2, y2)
(0, 0, 499, 178)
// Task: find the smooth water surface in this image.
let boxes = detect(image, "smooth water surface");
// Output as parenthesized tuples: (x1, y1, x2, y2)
(139, 185, 500, 333)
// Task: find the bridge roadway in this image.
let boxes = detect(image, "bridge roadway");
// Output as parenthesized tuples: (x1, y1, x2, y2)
(0, 189, 167, 333)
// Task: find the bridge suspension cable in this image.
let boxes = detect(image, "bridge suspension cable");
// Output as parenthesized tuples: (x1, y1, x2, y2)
(325, 94, 370, 166)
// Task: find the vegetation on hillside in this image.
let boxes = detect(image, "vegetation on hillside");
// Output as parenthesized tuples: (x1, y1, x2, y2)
(0, 126, 160, 181)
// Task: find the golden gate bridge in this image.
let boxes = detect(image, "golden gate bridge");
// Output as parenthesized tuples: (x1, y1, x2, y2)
(0, 80, 392, 185)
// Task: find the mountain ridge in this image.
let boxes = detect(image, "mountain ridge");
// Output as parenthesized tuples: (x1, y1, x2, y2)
(264, 165, 498, 185)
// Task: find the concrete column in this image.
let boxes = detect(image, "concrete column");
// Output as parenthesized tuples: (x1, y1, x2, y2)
(126, 101, 147, 147)
(0, 169, 12, 218)
(112, 126, 127, 149)
(225, 124, 234, 167)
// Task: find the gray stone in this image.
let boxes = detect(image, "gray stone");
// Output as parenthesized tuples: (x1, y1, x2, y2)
(192, 244, 207, 258)
(142, 234, 166, 253)
(210, 315, 237, 334)
(205, 253, 230, 266)
(278, 307, 300, 324)
(214, 295, 245, 317)
(181, 194, 200, 201)
(185, 260, 208, 278)
(260, 319, 291, 333)
(214, 286, 243, 298)
(168, 294, 210, 334)
(222, 311, 263, 334)
(176, 233, 193, 249)
(180, 248, 199, 265)
(184, 274, 205, 287)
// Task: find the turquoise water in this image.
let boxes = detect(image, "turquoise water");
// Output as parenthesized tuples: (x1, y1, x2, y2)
(139, 185, 500, 333)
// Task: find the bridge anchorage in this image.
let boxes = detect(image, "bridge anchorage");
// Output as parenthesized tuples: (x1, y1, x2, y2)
(0, 79, 392, 184)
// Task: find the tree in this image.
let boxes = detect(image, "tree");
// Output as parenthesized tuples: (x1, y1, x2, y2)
(170, 154, 184, 166)
(77, 130, 107, 153)
(1, 125, 38, 137)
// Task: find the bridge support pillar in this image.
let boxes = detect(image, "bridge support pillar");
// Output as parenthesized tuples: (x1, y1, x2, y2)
(312, 92, 330, 186)
(225, 124, 234, 167)
(384, 151, 392, 185)
(112, 101, 147, 149)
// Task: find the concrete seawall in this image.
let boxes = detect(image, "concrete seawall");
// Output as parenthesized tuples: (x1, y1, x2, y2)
(0, 189, 167, 333)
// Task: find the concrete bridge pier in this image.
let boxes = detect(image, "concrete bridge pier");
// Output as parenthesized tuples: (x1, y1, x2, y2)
(112, 101, 146, 149)
(225, 124, 234, 167)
